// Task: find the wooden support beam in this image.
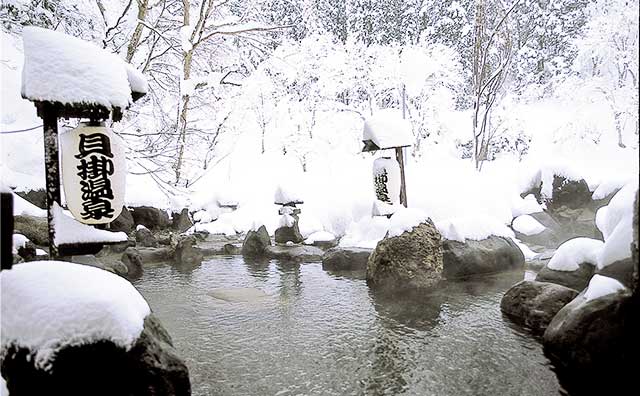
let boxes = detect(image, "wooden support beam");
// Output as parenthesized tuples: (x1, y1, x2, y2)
(395, 147, 407, 208)
(1, 192, 14, 270)
(41, 102, 61, 260)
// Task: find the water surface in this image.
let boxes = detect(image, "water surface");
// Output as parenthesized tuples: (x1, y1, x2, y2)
(134, 257, 562, 395)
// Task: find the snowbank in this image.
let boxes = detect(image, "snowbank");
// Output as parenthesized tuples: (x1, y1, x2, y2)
(548, 238, 603, 272)
(584, 274, 626, 302)
(512, 214, 545, 236)
(387, 207, 429, 237)
(21, 27, 131, 109)
(12, 193, 46, 217)
(304, 231, 336, 244)
(595, 180, 637, 269)
(362, 109, 413, 149)
(0, 261, 150, 370)
(52, 203, 127, 245)
(435, 215, 514, 243)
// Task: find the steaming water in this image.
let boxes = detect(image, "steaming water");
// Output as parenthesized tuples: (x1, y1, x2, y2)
(134, 257, 562, 395)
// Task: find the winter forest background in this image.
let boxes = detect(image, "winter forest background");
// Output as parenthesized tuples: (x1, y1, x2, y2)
(1, 0, 638, 245)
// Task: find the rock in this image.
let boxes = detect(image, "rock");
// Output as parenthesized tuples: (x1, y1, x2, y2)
(596, 257, 634, 288)
(135, 227, 159, 248)
(242, 226, 271, 257)
(546, 176, 592, 211)
(101, 259, 129, 276)
(535, 262, 595, 291)
(70, 254, 103, 269)
(104, 238, 136, 254)
(171, 209, 193, 233)
(322, 247, 372, 272)
(1, 314, 191, 395)
(130, 206, 171, 230)
(367, 221, 443, 291)
(173, 236, 203, 268)
(12, 254, 24, 264)
(13, 215, 48, 247)
(442, 236, 524, 279)
(501, 280, 579, 333)
(122, 248, 144, 279)
(514, 227, 561, 249)
(266, 245, 324, 262)
(15, 189, 46, 209)
(274, 223, 304, 244)
(17, 241, 37, 262)
(110, 206, 134, 233)
(223, 243, 240, 255)
(208, 287, 269, 302)
(138, 247, 173, 263)
(543, 290, 638, 394)
(525, 249, 555, 271)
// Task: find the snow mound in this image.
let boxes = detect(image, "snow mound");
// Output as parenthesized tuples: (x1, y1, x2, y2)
(548, 237, 603, 272)
(125, 63, 148, 95)
(592, 174, 630, 200)
(584, 275, 626, 302)
(274, 183, 303, 205)
(598, 217, 633, 269)
(52, 203, 127, 245)
(304, 231, 336, 244)
(387, 207, 429, 238)
(12, 192, 46, 217)
(596, 180, 638, 240)
(511, 194, 543, 217)
(0, 261, 150, 370)
(435, 215, 514, 243)
(21, 27, 132, 109)
(537, 163, 586, 199)
(12, 233, 29, 254)
(363, 109, 413, 149)
(512, 214, 545, 236)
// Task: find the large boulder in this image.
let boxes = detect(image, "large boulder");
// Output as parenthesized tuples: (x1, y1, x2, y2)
(322, 247, 372, 272)
(130, 206, 171, 230)
(137, 247, 173, 263)
(501, 280, 579, 333)
(274, 220, 303, 244)
(173, 236, 203, 268)
(122, 248, 144, 280)
(442, 236, 524, 279)
(543, 290, 638, 394)
(596, 257, 634, 288)
(171, 209, 193, 233)
(110, 206, 134, 233)
(135, 227, 159, 248)
(241, 226, 271, 257)
(1, 314, 191, 396)
(545, 176, 592, 212)
(13, 215, 48, 247)
(367, 221, 443, 291)
(535, 262, 595, 291)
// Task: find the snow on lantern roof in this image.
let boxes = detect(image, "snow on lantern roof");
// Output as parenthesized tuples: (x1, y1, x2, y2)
(52, 203, 128, 246)
(362, 109, 413, 152)
(0, 260, 150, 370)
(21, 27, 146, 110)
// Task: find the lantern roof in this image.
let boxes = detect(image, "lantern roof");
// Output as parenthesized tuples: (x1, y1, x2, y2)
(362, 109, 413, 152)
(21, 27, 146, 111)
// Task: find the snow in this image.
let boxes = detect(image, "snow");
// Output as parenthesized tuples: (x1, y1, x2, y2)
(21, 27, 132, 109)
(278, 214, 296, 228)
(0, 375, 6, 395)
(274, 182, 304, 205)
(511, 194, 543, 217)
(387, 207, 429, 238)
(12, 234, 28, 254)
(0, 260, 150, 370)
(11, 193, 46, 217)
(435, 215, 515, 243)
(547, 237, 604, 271)
(304, 231, 336, 244)
(136, 224, 148, 231)
(362, 109, 413, 149)
(52, 203, 127, 245)
(584, 274, 626, 302)
(512, 214, 546, 236)
(125, 63, 148, 95)
(598, 217, 633, 269)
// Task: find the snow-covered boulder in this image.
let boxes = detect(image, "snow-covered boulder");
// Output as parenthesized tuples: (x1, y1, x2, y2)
(304, 231, 338, 249)
(512, 214, 546, 236)
(442, 236, 524, 279)
(130, 206, 171, 230)
(367, 220, 443, 291)
(534, 238, 601, 291)
(274, 220, 303, 244)
(543, 277, 635, 395)
(266, 245, 324, 262)
(13, 214, 48, 246)
(322, 247, 372, 272)
(0, 261, 190, 395)
(500, 280, 579, 334)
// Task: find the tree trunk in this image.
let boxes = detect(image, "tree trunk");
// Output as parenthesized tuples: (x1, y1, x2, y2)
(174, 0, 192, 185)
(126, 0, 149, 63)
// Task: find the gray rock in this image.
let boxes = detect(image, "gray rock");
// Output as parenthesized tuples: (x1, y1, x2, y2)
(110, 206, 134, 233)
(173, 236, 203, 268)
(223, 243, 240, 255)
(322, 247, 372, 272)
(266, 245, 324, 262)
(130, 206, 171, 230)
(242, 226, 271, 257)
(1, 314, 190, 395)
(122, 248, 144, 279)
(501, 280, 579, 333)
(15, 189, 46, 209)
(596, 257, 634, 288)
(536, 262, 595, 291)
(543, 290, 637, 394)
(274, 223, 303, 244)
(171, 208, 193, 233)
(367, 221, 443, 291)
(14, 215, 48, 247)
(17, 241, 37, 262)
(135, 227, 159, 248)
(70, 254, 103, 269)
(442, 236, 524, 279)
(545, 176, 592, 211)
(138, 247, 173, 263)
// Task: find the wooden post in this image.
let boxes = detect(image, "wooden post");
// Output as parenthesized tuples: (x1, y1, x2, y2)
(1, 192, 14, 270)
(396, 147, 407, 208)
(41, 102, 61, 260)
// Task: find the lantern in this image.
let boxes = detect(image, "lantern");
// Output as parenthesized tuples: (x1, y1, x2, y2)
(60, 123, 126, 224)
(373, 157, 401, 205)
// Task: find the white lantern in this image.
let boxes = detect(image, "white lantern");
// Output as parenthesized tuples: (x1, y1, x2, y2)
(60, 123, 126, 224)
(373, 157, 401, 205)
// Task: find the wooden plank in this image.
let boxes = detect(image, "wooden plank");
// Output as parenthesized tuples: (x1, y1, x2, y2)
(395, 147, 407, 208)
(41, 102, 61, 260)
(1, 192, 14, 270)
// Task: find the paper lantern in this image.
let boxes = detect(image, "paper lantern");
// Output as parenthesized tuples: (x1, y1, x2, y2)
(60, 123, 126, 224)
(373, 157, 400, 205)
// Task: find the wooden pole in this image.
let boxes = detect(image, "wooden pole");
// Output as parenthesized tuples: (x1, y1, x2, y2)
(41, 102, 61, 260)
(398, 83, 408, 208)
(1, 192, 14, 269)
